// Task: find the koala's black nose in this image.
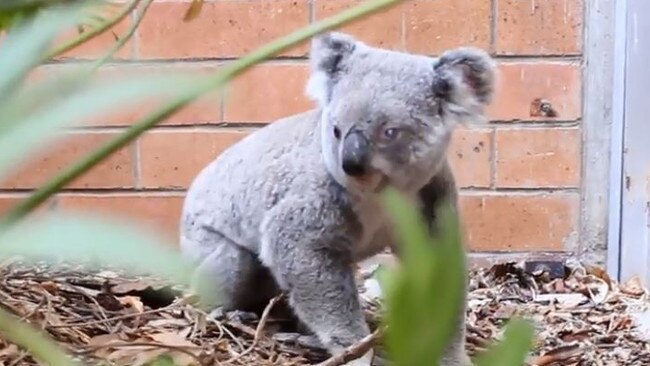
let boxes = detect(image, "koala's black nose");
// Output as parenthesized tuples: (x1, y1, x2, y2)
(342, 158, 366, 176)
(341, 130, 370, 177)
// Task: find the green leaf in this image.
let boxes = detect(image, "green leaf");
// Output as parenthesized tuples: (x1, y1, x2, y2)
(147, 356, 178, 366)
(380, 188, 466, 366)
(474, 318, 535, 366)
(0, 0, 80, 11)
(0, 2, 98, 98)
(0, 71, 202, 182)
(0, 307, 85, 366)
(0, 211, 217, 307)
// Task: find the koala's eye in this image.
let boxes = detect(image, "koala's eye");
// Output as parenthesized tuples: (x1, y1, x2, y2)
(383, 128, 400, 140)
(333, 126, 341, 140)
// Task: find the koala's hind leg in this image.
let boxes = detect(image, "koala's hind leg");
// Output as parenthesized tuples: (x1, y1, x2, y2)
(187, 234, 280, 313)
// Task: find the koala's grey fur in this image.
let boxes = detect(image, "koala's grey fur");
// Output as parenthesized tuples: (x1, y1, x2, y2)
(180, 32, 497, 366)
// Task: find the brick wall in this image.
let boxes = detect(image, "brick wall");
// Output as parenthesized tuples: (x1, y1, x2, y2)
(0, 0, 586, 259)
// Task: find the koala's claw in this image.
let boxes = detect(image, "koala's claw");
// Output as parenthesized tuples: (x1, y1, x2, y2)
(208, 307, 259, 324)
(272, 332, 325, 350)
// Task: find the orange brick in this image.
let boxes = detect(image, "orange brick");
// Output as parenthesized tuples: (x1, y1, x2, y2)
(0, 195, 56, 220)
(449, 127, 492, 188)
(136, 1, 309, 59)
(223, 64, 313, 122)
(57, 194, 184, 244)
(405, 0, 491, 55)
(487, 62, 582, 121)
(0, 196, 22, 217)
(314, 0, 403, 49)
(495, 128, 581, 188)
(0, 133, 135, 190)
(30, 64, 222, 127)
(138, 130, 249, 189)
(97, 91, 222, 127)
(495, 0, 584, 55)
(459, 193, 579, 251)
(52, 3, 133, 60)
(87, 64, 223, 126)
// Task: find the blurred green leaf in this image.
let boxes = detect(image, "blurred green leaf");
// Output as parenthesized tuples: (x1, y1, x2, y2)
(0, 71, 201, 183)
(0, 0, 91, 11)
(147, 356, 178, 366)
(0, 306, 85, 366)
(0, 2, 97, 97)
(0, 3, 84, 96)
(0, 211, 217, 307)
(474, 318, 535, 366)
(380, 188, 466, 366)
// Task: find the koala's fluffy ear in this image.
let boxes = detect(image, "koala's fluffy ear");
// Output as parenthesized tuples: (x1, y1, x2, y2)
(432, 47, 497, 120)
(305, 32, 358, 106)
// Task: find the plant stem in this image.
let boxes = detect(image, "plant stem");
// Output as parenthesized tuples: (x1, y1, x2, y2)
(0, 307, 85, 366)
(45, 0, 139, 60)
(89, 0, 153, 71)
(0, 0, 403, 228)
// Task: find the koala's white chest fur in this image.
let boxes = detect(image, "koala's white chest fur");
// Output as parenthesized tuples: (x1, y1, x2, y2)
(350, 188, 423, 260)
(353, 198, 387, 256)
(349, 193, 406, 259)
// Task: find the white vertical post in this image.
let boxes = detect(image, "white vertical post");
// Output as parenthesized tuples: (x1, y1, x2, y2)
(612, 0, 650, 284)
(606, 0, 628, 280)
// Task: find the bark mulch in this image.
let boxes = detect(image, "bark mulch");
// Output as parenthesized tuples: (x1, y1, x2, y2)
(0, 257, 648, 366)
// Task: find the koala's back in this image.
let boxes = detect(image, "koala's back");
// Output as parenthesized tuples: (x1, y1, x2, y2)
(180, 109, 330, 260)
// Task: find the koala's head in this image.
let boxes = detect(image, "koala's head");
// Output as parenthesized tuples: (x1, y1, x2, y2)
(306, 32, 497, 194)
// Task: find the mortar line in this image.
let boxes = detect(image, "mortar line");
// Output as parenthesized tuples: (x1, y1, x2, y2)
(65, 120, 581, 132)
(42, 54, 583, 66)
(489, 126, 497, 189)
(0, 186, 580, 195)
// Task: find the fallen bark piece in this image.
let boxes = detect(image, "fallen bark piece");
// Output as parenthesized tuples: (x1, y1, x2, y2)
(530, 344, 583, 365)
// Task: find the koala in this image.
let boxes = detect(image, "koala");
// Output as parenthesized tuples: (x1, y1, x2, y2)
(180, 32, 496, 366)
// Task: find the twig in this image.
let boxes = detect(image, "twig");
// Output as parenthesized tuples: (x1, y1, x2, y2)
(89, 0, 154, 71)
(222, 295, 283, 364)
(18, 293, 46, 321)
(77, 341, 203, 365)
(187, 306, 248, 354)
(8, 351, 28, 366)
(316, 327, 385, 366)
(47, 303, 176, 329)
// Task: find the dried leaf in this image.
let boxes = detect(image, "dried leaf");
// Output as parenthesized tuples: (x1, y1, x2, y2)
(183, 0, 203, 22)
(119, 295, 144, 313)
(621, 275, 646, 297)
